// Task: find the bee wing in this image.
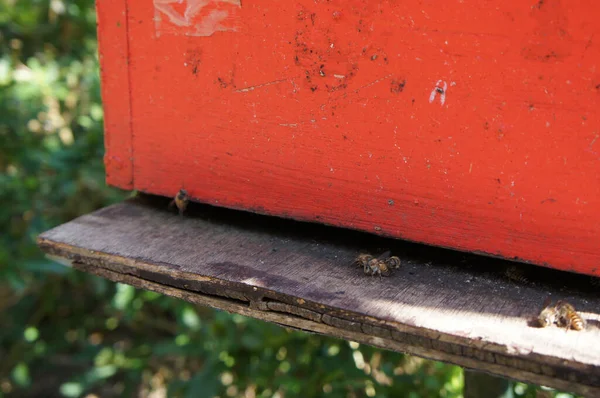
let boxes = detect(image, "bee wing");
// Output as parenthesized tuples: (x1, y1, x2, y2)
(377, 250, 391, 260)
(555, 299, 564, 307)
(555, 300, 571, 310)
(542, 296, 553, 308)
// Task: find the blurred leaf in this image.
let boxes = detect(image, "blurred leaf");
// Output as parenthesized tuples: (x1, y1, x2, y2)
(85, 365, 118, 383)
(23, 326, 39, 342)
(181, 306, 201, 330)
(20, 258, 70, 274)
(185, 361, 219, 398)
(59, 382, 83, 398)
(112, 283, 135, 311)
(11, 363, 30, 387)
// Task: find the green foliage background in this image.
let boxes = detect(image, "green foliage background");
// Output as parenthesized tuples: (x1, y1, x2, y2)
(0, 1, 578, 397)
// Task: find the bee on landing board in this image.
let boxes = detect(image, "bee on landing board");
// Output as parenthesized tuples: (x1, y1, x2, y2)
(505, 265, 529, 284)
(169, 189, 189, 216)
(384, 256, 401, 269)
(536, 298, 585, 331)
(353, 252, 398, 277)
(367, 258, 391, 277)
(354, 254, 374, 270)
(555, 300, 586, 331)
(537, 298, 559, 328)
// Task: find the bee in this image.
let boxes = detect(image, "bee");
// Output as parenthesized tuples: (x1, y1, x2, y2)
(169, 189, 189, 216)
(537, 298, 559, 328)
(505, 265, 529, 284)
(354, 254, 376, 275)
(384, 256, 401, 269)
(353, 252, 397, 277)
(365, 258, 378, 275)
(367, 258, 391, 277)
(354, 254, 374, 270)
(555, 300, 586, 331)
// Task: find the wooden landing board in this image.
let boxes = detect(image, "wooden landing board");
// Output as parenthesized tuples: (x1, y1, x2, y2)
(38, 196, 600, 396)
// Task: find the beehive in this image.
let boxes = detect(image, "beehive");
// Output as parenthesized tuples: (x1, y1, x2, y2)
(98, 0, 600, 276)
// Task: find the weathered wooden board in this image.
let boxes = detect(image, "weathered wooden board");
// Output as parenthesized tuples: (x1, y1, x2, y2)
(97, 0, 133, 189)
(98, 0, 600, 276)
(38, 197, 600, 396)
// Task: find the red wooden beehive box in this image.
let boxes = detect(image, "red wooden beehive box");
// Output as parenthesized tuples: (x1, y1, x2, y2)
(97, 0, 600, 276)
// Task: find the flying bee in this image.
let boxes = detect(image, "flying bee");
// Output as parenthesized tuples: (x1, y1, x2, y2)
(537, 298, 559, 328)
(384, 256, 401, 269)
(169, 189, 189, 216)
(556, 300, 586, 331)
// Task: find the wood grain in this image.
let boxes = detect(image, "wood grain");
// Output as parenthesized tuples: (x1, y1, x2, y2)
(96, 0, 133, 188)
(99, 0, 600, 275)
(38, 196, 600, 396)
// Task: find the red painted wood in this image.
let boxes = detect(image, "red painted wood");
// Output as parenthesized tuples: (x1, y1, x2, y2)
(99, 0, 600, 276)
(97, 0, 133, 188)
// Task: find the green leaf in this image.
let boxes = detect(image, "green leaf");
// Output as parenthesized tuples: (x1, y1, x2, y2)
(113, 283, 135, 310)
(23, 326, 39, 342)
(60, 382, 83, 398)
(181, 306, 201, 330)
(12, 363, 30, 387)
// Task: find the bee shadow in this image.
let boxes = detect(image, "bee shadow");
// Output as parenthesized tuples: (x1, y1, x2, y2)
(527, 318, 544, 328)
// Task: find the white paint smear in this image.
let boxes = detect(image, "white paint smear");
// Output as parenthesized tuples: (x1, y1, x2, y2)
(154, 0, 241, 37)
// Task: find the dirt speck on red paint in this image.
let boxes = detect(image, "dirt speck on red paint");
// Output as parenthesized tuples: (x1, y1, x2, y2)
(293, 5, 374, 94)
(217, 77, 229, 88)
(390, 79, 406, 93)
(185, 49, 202, 75)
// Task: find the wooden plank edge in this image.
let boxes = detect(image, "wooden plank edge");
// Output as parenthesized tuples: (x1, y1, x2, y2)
(96, 0, 134, 188)
(37, 236, 600, 396)
(70, 260, 600, 398)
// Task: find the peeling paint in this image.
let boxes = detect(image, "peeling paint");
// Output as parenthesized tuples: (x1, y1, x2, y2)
(154, 0, 242, 37)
